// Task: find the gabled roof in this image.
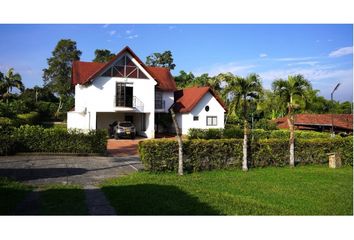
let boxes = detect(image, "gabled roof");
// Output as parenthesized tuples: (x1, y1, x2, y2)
(275, 114, 353, 131)
(173, 86, 227, 113)
(71, 46, 177, 91)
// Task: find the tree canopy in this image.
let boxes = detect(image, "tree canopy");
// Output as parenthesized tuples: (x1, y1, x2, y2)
(93, 49, 115, 63)
(146, 50, 176, 70)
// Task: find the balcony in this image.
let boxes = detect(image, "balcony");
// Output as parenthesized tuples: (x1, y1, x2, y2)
(155, 99, 165, 110)
(115, 96, 144, 112)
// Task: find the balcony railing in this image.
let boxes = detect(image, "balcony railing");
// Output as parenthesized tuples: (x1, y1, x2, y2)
(155, 99, 165, 110)
(115, 96, 144, 112)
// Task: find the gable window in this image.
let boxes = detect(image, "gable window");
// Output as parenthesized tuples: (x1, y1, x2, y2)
(102, 55, 148, 79)
(193, 116, 199, 121)
(206, 116, 217, 126)
(205, 105, 210, 112)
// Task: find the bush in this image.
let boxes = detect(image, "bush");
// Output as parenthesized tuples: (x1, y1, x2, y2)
(254, 119, 277, 130)
(188, 128, 332, 140)
(139, 137, 353, 172)
(187, 128, 224, 139)
(0, 135, 16, 155)
(0, 125, 107, 155)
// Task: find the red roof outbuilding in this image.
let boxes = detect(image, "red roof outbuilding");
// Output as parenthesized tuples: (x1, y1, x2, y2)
(275, 114, 353, 132)
(173, 86, 227, 113)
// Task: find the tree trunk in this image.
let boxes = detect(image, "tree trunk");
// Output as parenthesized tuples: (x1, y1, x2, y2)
(170, 108, 183, 176)
(288, 111, 295, 167)
(243, 119, 249, 171)
(55, 96, 63, 118)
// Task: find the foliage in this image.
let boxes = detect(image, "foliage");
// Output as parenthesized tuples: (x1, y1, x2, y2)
(102, 166, 353, 215)
(42, 39, 81, 116)
(0, 134, 16, 155)
(0, 68, 25, 103)
(146, 50, 176, 70)
(139, 137, 352, 172)
(254, 118, 278, 130)
(188, 127, 332, 140)
(0, 125, 107, 155)
(92, 49, 115, 63)
(174, 70, 195, 88)
(16, 112, 40, 125)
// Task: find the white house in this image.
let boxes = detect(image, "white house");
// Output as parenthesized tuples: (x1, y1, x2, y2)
(67, 46, 226, 138)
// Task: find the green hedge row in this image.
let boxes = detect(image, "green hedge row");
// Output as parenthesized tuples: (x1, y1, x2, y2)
(139, 137, 353, 172)
(0, 125, 107, 155)
(188, 128, 332, 140)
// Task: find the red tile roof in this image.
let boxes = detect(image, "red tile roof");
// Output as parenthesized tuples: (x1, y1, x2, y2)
(173, 86, 227, 113)
(71, 46, 177, 91)
(275, 114, 353, 131)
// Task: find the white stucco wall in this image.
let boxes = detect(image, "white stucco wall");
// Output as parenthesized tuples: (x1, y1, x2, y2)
(67, 53, 156, 138)
(176, 92, 225, 134)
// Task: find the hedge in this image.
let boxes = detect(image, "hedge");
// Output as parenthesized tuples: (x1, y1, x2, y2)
(188, 128, 332, 140)
(0, 125, 107, 155)
(139, 137, 353, 172)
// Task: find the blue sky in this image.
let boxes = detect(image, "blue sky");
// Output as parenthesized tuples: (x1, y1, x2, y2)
(0, 24, 352, 101)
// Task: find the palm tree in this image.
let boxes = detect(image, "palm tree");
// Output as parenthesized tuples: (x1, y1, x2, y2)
(272, 74, 311, 167)
(0, 68, 25, 103)
(223, 73, 262, 171)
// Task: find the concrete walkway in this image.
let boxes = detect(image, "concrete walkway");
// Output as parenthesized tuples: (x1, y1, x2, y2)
(84, 185, 116, 215)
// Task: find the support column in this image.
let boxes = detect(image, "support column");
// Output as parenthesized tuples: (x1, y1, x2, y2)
(145, 112, 155, 138)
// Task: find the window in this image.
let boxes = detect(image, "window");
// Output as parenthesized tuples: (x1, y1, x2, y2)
(102, 55, 148, 79)
(193, 116, 199, 121)
(116, 82, 133, 107)
(206, 116, 217, 126)
(205, 105, 210, 112)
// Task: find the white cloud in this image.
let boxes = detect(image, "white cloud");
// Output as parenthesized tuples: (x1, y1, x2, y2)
(287, 61, 319, 66)
(102, 24, 109, 28)
(329, 46, 353, 57)
(194, 62, 256, 76)
(127, 34, 138, 40)
(259, 53, 267, 58)
(274, 56, 315, 62)
(168, 25, 176, 30)
(108, 30, 116, 36)
(125, 30, 132, 34)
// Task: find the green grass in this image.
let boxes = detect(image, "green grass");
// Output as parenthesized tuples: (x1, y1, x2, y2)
(0, 177, 32, 215)
(0, 179, 88, 215)
(39, 184, 88, 215)
(101, 165, 353, 215)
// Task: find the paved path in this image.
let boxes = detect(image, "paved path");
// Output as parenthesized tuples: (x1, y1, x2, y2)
(0, 155, 144, 186)
(84, 185, 116, 215)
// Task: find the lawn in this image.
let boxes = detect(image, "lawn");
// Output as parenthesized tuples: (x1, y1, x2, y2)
(101, 165, 353, 215)
(0, 179, 88, 215)
(0, 177, 32, 215)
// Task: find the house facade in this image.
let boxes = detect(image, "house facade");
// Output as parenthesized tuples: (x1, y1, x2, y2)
(67, 46, 226, 138)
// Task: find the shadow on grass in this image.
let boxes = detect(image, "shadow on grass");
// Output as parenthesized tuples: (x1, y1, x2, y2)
(102, 184, 220, 215)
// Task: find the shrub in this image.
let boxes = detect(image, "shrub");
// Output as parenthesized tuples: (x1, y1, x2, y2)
(187, 128, 223, 139)
(139, 137, 353, 172)
(0, 125, 107, 155)
(188, 128, 332, 140)
(254, 119, 277, 130)
(0, 134, 16, 155)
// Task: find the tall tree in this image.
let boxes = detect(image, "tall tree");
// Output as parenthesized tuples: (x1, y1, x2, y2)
(93, 49, 115, 63)
(223, 73, 262, 171)
(0, 68, 25, 103)
(174, 70, 195, 89)
(146, 50, 176, 70)
(272, 74, 312, 167)
(43, 39, 81, 116)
